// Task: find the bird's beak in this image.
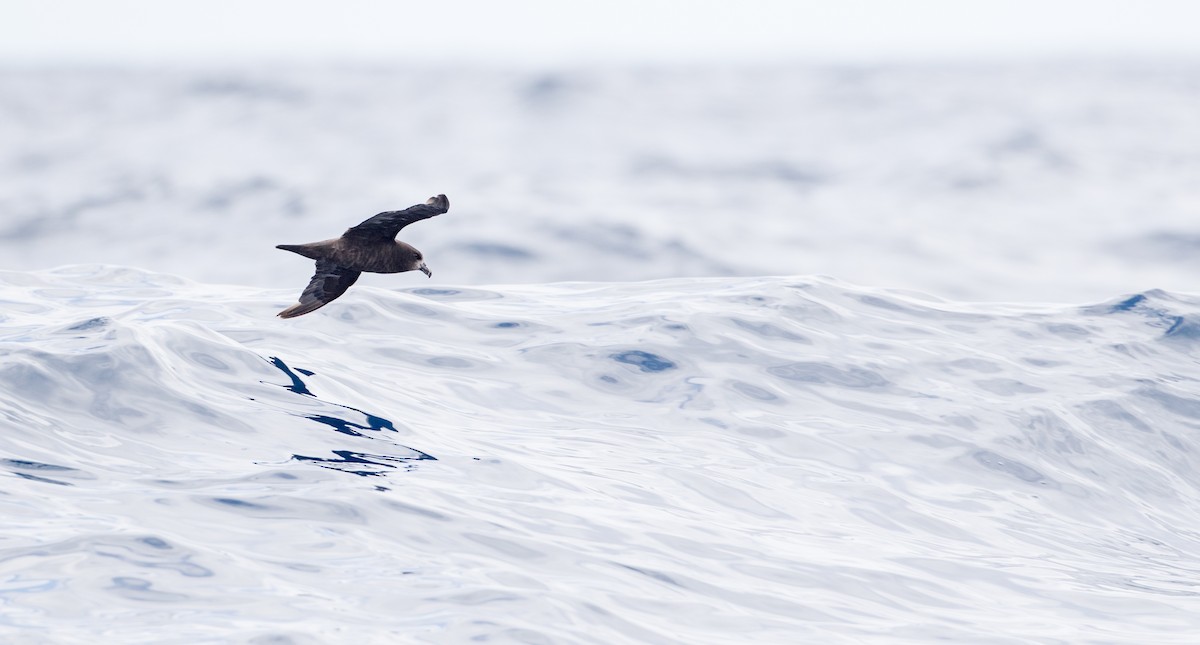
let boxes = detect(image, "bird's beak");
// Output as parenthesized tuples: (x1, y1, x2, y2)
(419, 262, 432, 278)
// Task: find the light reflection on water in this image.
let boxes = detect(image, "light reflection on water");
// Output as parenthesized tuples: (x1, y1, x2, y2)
(0, 266, 1199, 642)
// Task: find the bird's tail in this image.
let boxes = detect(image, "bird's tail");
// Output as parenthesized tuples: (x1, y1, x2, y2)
(276, 243, 323, 260)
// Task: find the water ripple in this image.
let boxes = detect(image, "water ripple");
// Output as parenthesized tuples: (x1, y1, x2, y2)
(1, 268, 1200, 641)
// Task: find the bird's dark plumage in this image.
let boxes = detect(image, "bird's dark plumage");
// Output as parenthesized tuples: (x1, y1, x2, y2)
(343, 196, 448, 241)
(276, 194, 448, 318)
(278, 260, 361, 319)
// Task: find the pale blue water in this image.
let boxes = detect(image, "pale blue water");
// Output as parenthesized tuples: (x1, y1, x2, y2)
(2, 265, 1200, 643)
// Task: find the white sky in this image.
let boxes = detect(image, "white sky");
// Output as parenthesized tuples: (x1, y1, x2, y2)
(3, 0, 1200, 65)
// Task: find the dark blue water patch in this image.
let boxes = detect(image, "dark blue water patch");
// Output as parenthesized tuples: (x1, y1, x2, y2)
(213, 497, 272, 510)
(67, 317, 109, 331)
(267, 356, 314, 397)
(768, 362, 889, 388)
(308, 415, 366, 437)
(1109, 294, 1147, 313)
(1107, 308, 1200, 340)
(494, 321, 521, 329)
(361, 412, 394, 430)
(616, 563, 683, 588)
(611, 351, 677, 373)
(140, 537, 171, 549)
(293, 449, 436, 477)
(1164, 315, 1200, 340)
(1082, 290, 1176, 317)
(108, 576, 190, 602)
(454, 242, 536, 259)
(1, 458, 76, 472)
(1080, 291, 1200, 341)
(306, 413, 396, 438)
(411, 288, 462, 297)
(12, 472, 73, 486)
(1083, 291, 1157, 315)
(268, 357, 405, 437)
(112, 577, 151, 590)
(3, 458, 79, 486)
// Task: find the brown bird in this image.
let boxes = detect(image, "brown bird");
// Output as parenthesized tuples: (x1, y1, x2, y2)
(275, 194, 449, 318)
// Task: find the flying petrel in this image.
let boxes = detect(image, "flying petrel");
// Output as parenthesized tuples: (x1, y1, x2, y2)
(275, 194, 449, 318)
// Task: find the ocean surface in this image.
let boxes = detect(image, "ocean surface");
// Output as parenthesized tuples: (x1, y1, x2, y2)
(3, 63, 1200, 302)
(2, 267, 1200, 643)
(2, 63, 1200, 643)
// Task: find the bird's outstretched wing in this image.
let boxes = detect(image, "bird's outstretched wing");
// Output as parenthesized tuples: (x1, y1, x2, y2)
(343, 194, 449, 241)
(278, 259, 362, 318)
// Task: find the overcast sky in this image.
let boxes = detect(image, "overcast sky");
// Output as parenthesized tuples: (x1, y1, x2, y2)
(4, 0, 1200, 66)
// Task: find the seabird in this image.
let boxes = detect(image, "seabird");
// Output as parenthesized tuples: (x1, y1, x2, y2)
(275, 194, 449, 318)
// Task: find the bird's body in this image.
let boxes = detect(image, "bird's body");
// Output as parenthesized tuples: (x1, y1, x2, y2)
(276, 194, 448, 318)
(276, 238, 424, 274)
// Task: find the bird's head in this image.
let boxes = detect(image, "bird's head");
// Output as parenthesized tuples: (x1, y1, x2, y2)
(409, 251, 432, 278)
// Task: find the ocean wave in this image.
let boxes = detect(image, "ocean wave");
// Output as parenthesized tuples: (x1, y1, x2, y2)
(1, 265, 1199, 641)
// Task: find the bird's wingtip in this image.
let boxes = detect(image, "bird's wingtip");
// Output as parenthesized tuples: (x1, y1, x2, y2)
(427, 194, 449, 213)
(277, 303, 308, 319)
